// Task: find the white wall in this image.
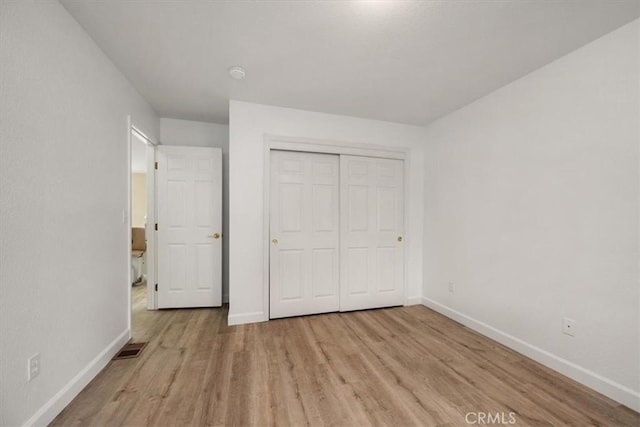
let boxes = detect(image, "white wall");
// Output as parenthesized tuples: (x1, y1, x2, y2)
(0, 2, 159, 425)
(131, 173, 147, 228)
(228, 101, 426, 325)
(160, 118, 230, 302)
(161, 117, 229, 148)
(423, 20, 639, 410)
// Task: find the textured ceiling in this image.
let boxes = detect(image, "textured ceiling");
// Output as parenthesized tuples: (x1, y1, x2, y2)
(61, 0, 639, 125)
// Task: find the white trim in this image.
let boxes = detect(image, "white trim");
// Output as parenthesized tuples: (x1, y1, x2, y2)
(261, 134, 411, 322)
(145, 143, 157, 310)
(421, 297, 640, 412)
(267, 135, 407, 160)
(22, 329, 129, 427)
(228, 311, 268, 326)
(130, 123, 157, 146)
(126, 116, 133, 335)
(401, 155, 411, 307)
(262, 140, 271, 321)
(131, 126, 152, 145)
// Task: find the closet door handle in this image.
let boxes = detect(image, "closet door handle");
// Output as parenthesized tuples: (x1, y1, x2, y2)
(210, 232, 221, 239)
(272, 239, 278, 245)
(397, 236, 403, 242)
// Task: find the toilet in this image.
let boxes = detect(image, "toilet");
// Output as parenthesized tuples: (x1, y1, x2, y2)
(131, 227, 146, 285)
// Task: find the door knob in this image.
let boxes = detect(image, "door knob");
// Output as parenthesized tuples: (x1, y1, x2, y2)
(210, 232, 221, 239)
(272, 239, 278, 245)
(397, 236, 403, 242)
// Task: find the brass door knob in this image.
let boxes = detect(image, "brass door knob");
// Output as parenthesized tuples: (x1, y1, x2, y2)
(272, 239, 278, 245)
(210, 232, 221, 239)
(397, 236, 403, 242)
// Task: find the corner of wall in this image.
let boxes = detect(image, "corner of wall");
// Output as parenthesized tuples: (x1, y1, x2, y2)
(421, 298, 640, 412)
(23, 330, 130, 427)
(405, 296, 423, 306)
(227, 312, 268, 326)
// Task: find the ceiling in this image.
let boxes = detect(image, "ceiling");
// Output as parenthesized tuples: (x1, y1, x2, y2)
(61, 0, 639, 126)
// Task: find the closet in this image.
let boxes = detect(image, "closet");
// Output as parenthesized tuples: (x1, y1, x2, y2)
(269, 150, 404, 319)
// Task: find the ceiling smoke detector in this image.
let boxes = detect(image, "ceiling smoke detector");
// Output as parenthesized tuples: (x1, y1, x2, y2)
(228, 66, 246, 80)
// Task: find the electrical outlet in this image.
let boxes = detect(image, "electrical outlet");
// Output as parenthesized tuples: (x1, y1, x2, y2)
(448, 282, 455, 293)
(563, 318, 576, 337)
(27, 353, 40, 381)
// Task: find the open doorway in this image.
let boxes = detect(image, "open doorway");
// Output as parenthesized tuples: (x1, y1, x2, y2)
(131, 130, 148, 309)
(128, 122, 156, 342)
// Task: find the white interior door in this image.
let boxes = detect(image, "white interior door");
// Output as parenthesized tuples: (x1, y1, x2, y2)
(340, 155, 404, 311)
(145, 142, 156, 310)
(157, 146, 222, 308)
(270, 150, 340, 319)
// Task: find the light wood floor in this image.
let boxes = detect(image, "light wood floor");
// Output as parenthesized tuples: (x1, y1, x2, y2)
(52, 286, 638, 426)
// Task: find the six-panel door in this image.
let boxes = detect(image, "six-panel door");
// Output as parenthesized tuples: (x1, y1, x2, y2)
(270, 151, 340, 319)
(339, 155, 404, 312)
(157, 146, 222, 309)
(269, 151, 405, 318)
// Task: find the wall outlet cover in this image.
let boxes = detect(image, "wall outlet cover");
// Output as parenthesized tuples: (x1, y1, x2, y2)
(27, 353, 40, 381)
(563, 318, 576, 337)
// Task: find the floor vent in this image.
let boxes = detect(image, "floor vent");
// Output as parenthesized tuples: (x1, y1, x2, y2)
(113, 342, 147, 360)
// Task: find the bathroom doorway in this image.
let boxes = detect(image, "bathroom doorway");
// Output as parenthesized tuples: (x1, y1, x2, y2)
(128, 122, 156, 341)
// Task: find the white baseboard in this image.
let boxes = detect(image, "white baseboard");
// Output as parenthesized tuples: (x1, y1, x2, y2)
(227, 311, 268, 326)
(405, 295, 422, 306)
(422, 297, 640, 412)
(23, 329, 130, 427)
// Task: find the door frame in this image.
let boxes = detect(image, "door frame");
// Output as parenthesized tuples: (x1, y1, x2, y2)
(127, 116, 158, 338)
(262, 135, 410, 320)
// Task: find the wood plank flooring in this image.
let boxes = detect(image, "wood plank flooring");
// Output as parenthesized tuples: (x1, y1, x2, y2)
(51, 286, 638, 426)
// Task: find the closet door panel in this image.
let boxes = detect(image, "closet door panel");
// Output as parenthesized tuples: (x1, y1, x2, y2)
(340, 155, 404, 311)
(270, 151, 340, 319)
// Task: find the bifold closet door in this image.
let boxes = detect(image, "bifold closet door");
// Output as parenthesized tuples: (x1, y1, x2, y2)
(340, 155, 404, 312)
(270, 151, 340, 319)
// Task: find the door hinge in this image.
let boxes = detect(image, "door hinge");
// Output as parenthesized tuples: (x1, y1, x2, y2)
(154, 223, 158, 231)
(154, 161, 158, 170)
(155, 283, 158, 292)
